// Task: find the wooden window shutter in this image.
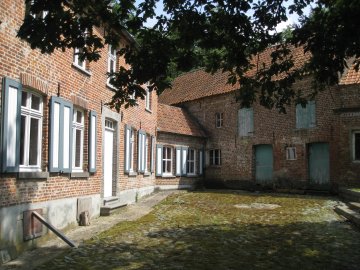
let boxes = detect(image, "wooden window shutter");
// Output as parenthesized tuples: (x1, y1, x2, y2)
(88, 110, 97, 173)
(49, 96, 73, 173)
(156, 144, 163, 176)
(1, 77, 22, 173)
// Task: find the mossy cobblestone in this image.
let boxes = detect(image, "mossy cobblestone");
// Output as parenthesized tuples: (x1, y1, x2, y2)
(38, 191, 360, 270)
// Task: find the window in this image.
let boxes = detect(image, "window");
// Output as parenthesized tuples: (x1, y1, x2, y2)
(20, 91, 43, 171)
(145, 89, 152, 111)
(73, 48, 87, 70)
(162, 146, 173, 175)
(72, 108, 84, 172)
(238, 108, 254, 136)
(107, 45, 117, 86)
(296, 101, 316, 129)
(209, 149, 221, 166)
(130, 129, 135, 171)
(353, 131, 360, 161)
(26, 0, 48, 19)
(286, 147, 297, 160)
(187, 149, 196, 174)
(215, 112, 223, 128)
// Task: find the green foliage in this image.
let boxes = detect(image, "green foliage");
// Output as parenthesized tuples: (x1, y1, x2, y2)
(17, 0, 360, 112)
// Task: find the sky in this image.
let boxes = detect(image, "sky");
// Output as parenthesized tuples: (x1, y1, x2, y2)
(135, 0, 313, 32)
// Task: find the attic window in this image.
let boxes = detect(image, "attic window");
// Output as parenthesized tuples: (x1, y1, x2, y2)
(215, 113, 223, 128)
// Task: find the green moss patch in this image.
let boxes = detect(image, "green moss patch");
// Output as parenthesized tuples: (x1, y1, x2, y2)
(38, 191, 360, 270)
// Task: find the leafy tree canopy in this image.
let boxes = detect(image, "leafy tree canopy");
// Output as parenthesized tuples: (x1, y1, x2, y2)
(17, 0, 360, 112)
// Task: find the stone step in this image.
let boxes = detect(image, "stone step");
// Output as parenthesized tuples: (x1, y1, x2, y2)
(348, 202, 360, 212)
(334, 205, 360, 227)
(100, 201, 127, 216)
(339, 188, 360, 203)
(103, 197, 119, 206)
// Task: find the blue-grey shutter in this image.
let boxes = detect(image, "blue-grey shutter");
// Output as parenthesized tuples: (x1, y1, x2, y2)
(309, 101, 316, 128)
(124, 124, 131, 173)
(88, 110, 97, 173)
(199, 149, 204, 175)
(296, 104, 302, 129)
(138, 130, 146, 173)
(181, 146, 188, 176)
(150, 136, 155, 173)
(239, 108, 253, 136)
(1, 77, 22, 173)
(49, 96, 73, 173)
(248, 108, 254, 134)
(175, 146, 182, 176)
(156, 144, 163, 176)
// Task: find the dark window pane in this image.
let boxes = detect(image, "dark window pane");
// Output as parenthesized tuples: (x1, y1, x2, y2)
(75, 129, 81, 167)
(31, 94, 40, 111)
(20, 116, 26, 165)
(29, 118, 39, 165)
(166, 160, 171, 173)
(167, 147, 171, 158)
(21, 92, 27, 107)
(76, 111, 82, 123)
(163, 148, 166, 159)
(355, 134, 360, 160)
(162, 161, 166, 173)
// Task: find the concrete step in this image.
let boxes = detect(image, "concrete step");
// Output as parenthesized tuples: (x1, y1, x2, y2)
(100, 201, 128, 216)
(103, 197, 119, 205)
(339, 188, 360, 203)
(334, 205, 360, 227)
(348, 202, 360, 212)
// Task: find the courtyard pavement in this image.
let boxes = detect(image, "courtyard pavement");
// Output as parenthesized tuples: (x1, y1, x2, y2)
(0, 190, 177, 270)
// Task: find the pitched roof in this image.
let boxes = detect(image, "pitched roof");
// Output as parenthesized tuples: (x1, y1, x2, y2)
(159, 45, 360, 105)
(157, 103, 206, 137)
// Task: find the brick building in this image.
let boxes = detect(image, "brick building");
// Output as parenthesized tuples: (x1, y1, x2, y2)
(0, 0, 160, 261)
(159, 51, 360, 191)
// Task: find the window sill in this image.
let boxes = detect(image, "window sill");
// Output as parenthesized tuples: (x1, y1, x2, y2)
(161, 174, 176, 178)
(72, 63, 92, 76)
(145, 108, 152, 113)
(70, 172, 90, 178)
(106, 82, 117, 91)
(18, 171, 49, 180)
(186, 174, 198, 178)
(144, 171, 151, 176)
(127, 171, 138, 177)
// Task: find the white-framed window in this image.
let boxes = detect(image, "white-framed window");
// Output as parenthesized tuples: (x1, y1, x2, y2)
(145, 88, 152, 111)
(20, 90, 43, 171)
(286, 147, 297, 160)
(107, 45, 117, 86)
(72, 108, 84, 172)
(27, 0, 48, 18)
(162, 146, 173, 175)
(215, 112, 223, 128)
(187, 149, 196, 174)
(73, 48, 87, 70)
(209, 149, 221, 166)
(353, 131, 360, 161)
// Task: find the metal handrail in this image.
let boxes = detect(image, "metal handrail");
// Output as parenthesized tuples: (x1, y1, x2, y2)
(31, 211, 77, 248)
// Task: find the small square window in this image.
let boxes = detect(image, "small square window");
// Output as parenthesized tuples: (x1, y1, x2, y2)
(215, 113, 223, 128)
(209, 149, 221, 166)
(286, 147, 297, 160)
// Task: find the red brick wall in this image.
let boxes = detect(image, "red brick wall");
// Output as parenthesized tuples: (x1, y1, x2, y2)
(183, 77, 341, 188)
(0, 0, 157, 207)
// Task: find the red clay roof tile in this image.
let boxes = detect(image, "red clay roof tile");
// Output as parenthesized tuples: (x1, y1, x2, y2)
(157, 103, 206, 137)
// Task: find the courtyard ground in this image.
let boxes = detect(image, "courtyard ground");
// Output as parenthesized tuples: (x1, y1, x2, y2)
(36, 190, 360, 270)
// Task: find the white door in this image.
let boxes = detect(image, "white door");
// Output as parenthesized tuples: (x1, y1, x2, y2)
(104, 120, 114, 197)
